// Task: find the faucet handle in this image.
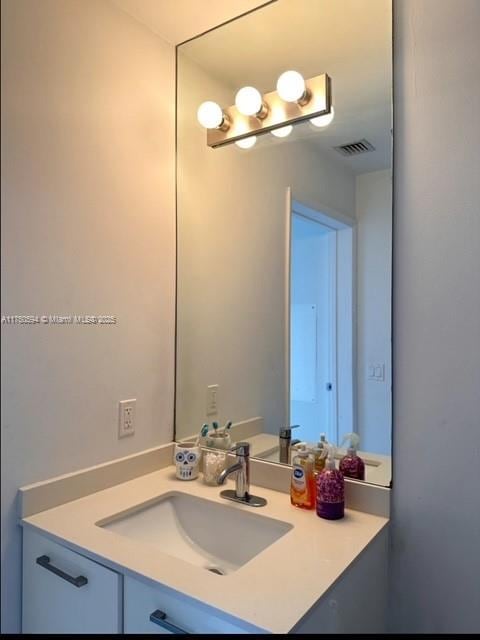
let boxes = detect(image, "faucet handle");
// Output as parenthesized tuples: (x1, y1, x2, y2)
(279, 425, 300, 438)
(230, 442, 250, 457)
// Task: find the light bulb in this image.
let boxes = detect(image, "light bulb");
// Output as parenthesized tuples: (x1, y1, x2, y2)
(197, 101, 224, 129)
(235, 136, 257, 149)
(276, 70, 306, 103)
(310, 106, 335, 128)
(235, 86, 263, 116)
(271, 125, 293, 138)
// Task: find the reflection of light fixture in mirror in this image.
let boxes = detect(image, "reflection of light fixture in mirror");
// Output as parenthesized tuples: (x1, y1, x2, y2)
(202, 72, 331, 148)
(276, 70, 311, 105)
(197, 101, 230, 131)
(310, 106, 335, 128)
(235, 86, 268, 119)
(271, 125, 293, 138)
(235, 135, 257, 149)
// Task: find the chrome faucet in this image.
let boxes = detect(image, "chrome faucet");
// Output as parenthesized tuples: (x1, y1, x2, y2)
(279, 425, 300, 464)
(217, 442, 267, 507)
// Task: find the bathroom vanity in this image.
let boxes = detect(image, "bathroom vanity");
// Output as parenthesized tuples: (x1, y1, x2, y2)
(18, 2, 393, 631)
(19, 444, 389, 634)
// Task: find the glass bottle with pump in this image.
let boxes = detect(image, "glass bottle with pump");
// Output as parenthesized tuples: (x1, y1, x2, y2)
(316, 443, 345, 520)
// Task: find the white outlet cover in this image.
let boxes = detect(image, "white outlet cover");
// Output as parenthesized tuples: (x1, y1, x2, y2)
(206, 385, 219, 416)
(119, 399, 136, 438)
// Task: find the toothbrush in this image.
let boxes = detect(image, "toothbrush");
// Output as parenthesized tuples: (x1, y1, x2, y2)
(195, 423, 210, 446)
(212, 421, 219, 432)
(222, 420, 232, 434)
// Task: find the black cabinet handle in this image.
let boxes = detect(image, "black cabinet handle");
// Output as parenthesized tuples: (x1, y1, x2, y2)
(150, 609, 188, 634)
(36, 555, 88, 588)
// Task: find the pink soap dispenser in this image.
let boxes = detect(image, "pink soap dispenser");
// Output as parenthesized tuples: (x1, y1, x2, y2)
(339, 433, 365, 481)
(316, 444, 345, 520)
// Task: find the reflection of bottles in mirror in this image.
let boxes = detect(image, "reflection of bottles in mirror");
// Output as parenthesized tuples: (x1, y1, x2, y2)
(290, 451, 316, 509)
(289, 441, 307, 465)
(339, 433, 365, 481)
(312, 433, 328, 474)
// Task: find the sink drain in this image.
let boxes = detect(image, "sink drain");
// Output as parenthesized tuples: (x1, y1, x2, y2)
(205, 566, 225, 576)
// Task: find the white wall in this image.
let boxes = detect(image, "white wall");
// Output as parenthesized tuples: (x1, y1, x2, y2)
(356, 169, 392, 454)
(176, 55, 356, 439)
(111, 0, 268, 45)
(0, 0, 175, 632)
(390, 0, 480, 632)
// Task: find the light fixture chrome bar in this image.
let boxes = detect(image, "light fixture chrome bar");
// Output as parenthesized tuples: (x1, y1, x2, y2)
(207, 73, 332, 148)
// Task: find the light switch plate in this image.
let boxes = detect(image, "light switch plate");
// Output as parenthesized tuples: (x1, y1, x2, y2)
(368, 364, 385, 382)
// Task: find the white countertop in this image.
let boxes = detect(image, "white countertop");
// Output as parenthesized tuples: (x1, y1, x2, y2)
(22, 465, 388, 634)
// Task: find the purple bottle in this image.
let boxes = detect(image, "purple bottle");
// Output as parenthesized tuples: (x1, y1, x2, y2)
(316, 444, 344, 520)
(339, 433, 365, 481)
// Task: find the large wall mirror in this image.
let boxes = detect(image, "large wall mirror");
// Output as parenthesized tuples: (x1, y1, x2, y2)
(175, 0, 392, 487)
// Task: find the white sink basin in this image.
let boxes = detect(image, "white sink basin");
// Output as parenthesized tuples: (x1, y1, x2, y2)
(97, 491, 292, 575)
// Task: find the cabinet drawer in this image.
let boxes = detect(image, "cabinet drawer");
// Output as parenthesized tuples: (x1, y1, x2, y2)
(22, 527, 121, 634)
(124, 575, 256, 634)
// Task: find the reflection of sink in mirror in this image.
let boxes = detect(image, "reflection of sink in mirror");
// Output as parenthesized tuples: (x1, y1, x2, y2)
(258, 448, 282, 463)
(253, 441, 391, 486)
(97, 492, 292, 575)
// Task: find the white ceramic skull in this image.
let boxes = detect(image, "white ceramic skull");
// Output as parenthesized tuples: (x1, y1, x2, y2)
(174, 444, 200, 480)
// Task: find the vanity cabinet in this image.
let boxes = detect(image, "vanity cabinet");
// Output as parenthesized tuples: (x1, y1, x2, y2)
(23, 522, 388, 634)
(124, 575, 253, 634)
(22, 529, 256, 634)
(22, 528, 121, 634)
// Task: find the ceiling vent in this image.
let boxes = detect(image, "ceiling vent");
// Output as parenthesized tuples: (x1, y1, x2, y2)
(334, 139, 375, 156)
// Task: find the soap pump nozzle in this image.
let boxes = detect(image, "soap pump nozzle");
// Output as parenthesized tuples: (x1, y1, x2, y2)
(317, 432, 328, 448)
(324, 443, 337, 470)
(340, 432, 360, 456)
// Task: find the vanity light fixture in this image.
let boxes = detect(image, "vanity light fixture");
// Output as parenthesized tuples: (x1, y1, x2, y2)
(196, 101, 230, 131)
(271, 125, 293, 138)
(198, 72, 332, 148)
(235, 135, 257, 149)
(310, 106, 335, 128)
(235, 86, 269, 119)
(276, 70, 311, 106)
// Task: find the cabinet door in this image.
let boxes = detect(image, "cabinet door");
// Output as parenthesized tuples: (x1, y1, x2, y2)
(22, 527, 122, 634)
(124, 575, 257, 634)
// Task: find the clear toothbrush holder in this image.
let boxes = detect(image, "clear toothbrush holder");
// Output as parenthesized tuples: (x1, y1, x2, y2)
(202, 448, 228, 486)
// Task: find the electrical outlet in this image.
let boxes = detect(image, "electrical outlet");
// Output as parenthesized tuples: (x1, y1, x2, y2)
(206, 384, 219, 416)
(118, 399, 136, 438)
